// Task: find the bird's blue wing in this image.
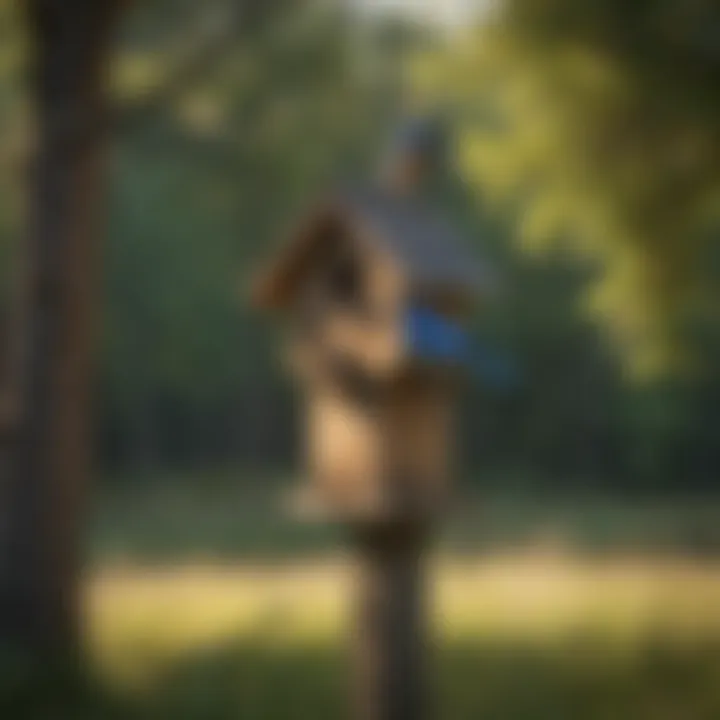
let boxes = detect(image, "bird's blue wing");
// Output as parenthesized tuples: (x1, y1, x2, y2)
(405, 307, 469, 363)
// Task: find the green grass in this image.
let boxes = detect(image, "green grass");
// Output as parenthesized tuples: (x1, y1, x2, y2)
(91, 474, 340, 562)
(92, 474, 720, 561)
(9, 634, 720, 719)
(11, 477, 720, 718)
(77, 557, 720, 719)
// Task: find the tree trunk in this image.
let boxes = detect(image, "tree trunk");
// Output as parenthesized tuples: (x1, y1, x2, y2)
(0, 0, 121, 658)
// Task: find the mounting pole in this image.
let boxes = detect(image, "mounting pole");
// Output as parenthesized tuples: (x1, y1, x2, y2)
(351, 520, 432, 720)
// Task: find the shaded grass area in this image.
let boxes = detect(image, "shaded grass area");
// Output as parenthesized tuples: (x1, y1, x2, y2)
(5, 632, 720, 719)
(93, 474, 720, 561)
(72, 556, 720, 719)
(92, 475, 340, 562)
(7, 478, 720, 718)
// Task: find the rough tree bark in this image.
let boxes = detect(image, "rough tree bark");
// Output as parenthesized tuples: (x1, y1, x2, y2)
(0, 0, 122, 658)
(0, 0, 289, 662)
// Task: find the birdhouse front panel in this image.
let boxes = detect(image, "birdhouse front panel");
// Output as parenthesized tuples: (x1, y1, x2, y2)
(305, 382, 385, 516)
(299, 370, 454, 520)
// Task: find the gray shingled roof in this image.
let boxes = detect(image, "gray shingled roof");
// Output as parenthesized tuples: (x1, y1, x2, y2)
(335, 185, 497, 297)
(253, 183, 498, 310)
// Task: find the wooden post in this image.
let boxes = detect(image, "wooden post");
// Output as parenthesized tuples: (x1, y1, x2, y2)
(351, 521, 431, 720)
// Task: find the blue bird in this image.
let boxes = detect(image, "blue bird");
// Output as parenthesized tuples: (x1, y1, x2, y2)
(405, 306, 521, 391)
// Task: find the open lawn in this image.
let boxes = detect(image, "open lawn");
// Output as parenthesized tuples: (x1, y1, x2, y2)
(8, 480, 720, 719)
(92, 476, 720, 561)
(83, 555, 720, 719)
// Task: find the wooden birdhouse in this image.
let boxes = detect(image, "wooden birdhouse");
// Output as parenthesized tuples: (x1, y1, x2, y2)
(252, 115, 495, 521)
(253, 183, 491, 522)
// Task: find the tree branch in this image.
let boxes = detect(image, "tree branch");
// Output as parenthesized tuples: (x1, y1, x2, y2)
(115, 0, 293, 132)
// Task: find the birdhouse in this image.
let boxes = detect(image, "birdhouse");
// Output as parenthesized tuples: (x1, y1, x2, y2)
(253, 183, 491, 521)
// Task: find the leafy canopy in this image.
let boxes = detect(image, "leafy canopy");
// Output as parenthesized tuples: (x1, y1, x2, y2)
(415, 0, 720, 376)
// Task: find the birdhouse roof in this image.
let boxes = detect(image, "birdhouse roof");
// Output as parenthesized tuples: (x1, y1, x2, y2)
(253, 184, 497, 310)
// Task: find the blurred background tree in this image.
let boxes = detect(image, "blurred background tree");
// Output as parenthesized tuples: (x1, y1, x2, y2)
(0, 0, 125, 661)
(415, 0, 720, 377)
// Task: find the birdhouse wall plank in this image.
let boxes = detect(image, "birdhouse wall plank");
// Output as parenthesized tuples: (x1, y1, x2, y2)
(306, 386, 384, 514)
(381, 378, 453, 513)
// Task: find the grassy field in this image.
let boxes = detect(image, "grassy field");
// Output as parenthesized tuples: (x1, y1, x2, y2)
(9, 478, 720, 719)
(83, 555, 720, 720)
(92, 475, 720, 561)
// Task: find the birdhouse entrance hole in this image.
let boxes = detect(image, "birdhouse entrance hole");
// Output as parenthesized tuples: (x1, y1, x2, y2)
(327, 243, 363, 310)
